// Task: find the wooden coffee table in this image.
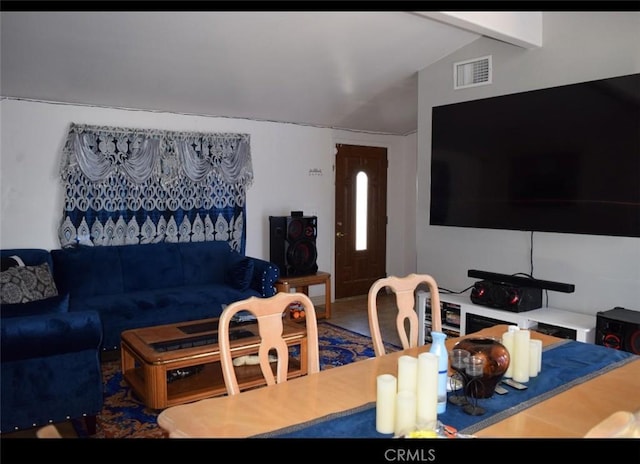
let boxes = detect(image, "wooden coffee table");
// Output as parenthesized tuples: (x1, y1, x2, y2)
(120, 317, 308, 410)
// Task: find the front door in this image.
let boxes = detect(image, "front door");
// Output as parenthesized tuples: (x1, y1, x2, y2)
(334, 144, 387, 299)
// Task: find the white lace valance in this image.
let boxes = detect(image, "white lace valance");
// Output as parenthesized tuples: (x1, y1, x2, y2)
(59, 123, 253, 188)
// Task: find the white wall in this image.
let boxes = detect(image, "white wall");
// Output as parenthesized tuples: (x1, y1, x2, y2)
(0, 99, 416, 299)
(417, 12, 640, 315)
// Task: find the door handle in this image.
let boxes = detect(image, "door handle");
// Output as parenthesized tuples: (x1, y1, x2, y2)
(336, 232, 345, 238)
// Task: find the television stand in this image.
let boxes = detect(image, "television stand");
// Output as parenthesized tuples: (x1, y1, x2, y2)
(417, 291, 596, 344)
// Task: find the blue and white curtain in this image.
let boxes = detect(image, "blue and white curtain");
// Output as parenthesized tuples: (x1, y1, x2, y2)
(58, 123, 253, 253)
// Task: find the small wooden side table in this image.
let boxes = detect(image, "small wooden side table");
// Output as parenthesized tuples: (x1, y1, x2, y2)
(275, 271, 331, 321)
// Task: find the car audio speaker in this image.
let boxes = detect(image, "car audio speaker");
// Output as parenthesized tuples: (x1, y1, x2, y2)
(595, 307, 640, 355)
(269, 215, 318, 277)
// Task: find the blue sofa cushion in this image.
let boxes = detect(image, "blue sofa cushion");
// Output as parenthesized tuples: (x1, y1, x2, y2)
(1, 310, 103, 362)
(179, 240, 233, 285)
(51, 245, 124, 297)
(1, 293, 69, 318)
(119, 242, 184, 292)
(225, 256, 255, 291)
(0, 262, 59, 304)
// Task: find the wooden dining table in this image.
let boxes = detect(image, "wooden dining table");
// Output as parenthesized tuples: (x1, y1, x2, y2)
(156, 324, 640, 439)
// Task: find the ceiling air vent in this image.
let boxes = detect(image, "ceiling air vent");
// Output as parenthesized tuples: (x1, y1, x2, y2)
(454, 55, 492, 90)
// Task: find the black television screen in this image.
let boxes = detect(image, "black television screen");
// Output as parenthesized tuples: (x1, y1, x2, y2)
(430, 73, 640, 238)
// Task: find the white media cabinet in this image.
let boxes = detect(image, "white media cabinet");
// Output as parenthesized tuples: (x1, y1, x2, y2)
(416, 291, 596, 344)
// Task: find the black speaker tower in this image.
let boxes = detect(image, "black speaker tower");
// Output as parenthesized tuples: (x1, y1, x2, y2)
(269, 214, 318, 277)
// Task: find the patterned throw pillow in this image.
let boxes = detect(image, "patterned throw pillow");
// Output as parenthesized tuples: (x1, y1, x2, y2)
(0, 262, 59, 304)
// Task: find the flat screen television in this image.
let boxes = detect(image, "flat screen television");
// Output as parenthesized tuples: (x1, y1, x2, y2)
(430, 73, 640, 238)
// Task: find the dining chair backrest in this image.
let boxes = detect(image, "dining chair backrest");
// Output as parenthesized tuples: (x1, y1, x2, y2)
(218, 292, 320, 396)
(367, 273, 442, 356)
(36, 424, 63, 438)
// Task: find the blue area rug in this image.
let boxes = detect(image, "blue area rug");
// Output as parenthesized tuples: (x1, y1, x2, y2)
(260, 339, 638, 438)
(73, 322, 400, 438)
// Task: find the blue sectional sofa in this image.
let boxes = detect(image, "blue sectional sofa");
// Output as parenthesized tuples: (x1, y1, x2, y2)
(0, 249, 103, 434)
(0, 240, 279, 434)
(50, 240, 280, 350)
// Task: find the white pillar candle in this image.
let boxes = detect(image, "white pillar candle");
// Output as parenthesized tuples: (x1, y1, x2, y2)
(501, 331, 515, 379)
(397, 355, 418, 393)
(513, 329, 531, 383)
(416, 352, 438, 430)
(376, 374, 397, 434)
(528, 339, 540, 377)
(394, 390, 417, 437)
(530, 339, 543, 374)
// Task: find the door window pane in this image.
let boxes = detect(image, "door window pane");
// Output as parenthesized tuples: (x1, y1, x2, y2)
(356, 171, 368, 251)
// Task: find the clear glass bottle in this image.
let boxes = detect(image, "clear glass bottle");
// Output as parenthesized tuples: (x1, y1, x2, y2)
(429, 331, 448, 414)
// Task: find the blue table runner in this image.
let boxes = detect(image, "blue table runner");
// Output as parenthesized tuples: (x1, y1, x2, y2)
(255, 340, 637, 438)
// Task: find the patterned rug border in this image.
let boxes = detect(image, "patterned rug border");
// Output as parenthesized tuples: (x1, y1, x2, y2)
(318, 321, 402, 350)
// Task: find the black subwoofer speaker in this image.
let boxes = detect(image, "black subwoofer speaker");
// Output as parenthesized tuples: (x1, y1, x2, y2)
(595, 307, 640, 354)
(269, 215, 318, 277)
(470, 280, 542, 312)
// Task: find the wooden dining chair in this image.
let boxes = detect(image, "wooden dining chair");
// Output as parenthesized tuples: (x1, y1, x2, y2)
(36, 424, 63, 438)
(218, 292, 320, 396)
(367, 273, 442, 356)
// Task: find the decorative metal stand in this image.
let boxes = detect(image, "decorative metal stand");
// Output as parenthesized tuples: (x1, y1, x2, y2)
(462, 376, 486, 416)
(448, 349, 469, 406)
(462, 355, 486, 416)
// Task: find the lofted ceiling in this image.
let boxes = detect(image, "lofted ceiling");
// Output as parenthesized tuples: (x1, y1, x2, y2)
(0, 11, 538, 135)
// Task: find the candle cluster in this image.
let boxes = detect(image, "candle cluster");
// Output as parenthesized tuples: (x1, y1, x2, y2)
(375, 353, 440, 436)
(501, 326, 542, 383)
